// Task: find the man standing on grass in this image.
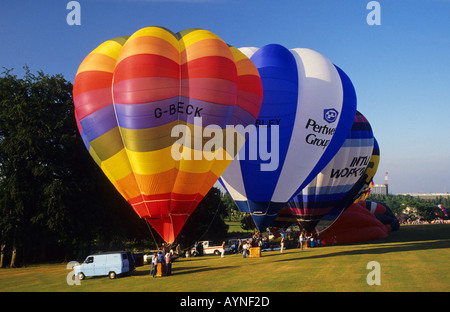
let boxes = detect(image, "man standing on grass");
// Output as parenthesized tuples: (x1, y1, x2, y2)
(165, 252, 172, 276)
(150, 253, 158, 278)
(221, 241, 226, 258)
(243, 241, 249, 258)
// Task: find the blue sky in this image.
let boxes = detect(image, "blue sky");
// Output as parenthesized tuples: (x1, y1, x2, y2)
(1, 0, 449, 194)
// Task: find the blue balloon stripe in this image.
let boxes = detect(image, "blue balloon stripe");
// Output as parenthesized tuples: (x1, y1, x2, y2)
(300, 183, 355, 196)
(292, 192, 347, 205)
(239, 44, 299, 205)
(341, 137, 374, 147)
(347, 130, 374, 139)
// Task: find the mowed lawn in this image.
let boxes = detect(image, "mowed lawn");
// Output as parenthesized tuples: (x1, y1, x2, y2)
(0, 224, 449, 292)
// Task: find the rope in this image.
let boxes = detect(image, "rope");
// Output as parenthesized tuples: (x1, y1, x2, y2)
(144, 219, 160, 249)
(196, 197, 223, 242)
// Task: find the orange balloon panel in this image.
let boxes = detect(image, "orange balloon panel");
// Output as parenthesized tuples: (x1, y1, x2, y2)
(73, 27, 262, 243)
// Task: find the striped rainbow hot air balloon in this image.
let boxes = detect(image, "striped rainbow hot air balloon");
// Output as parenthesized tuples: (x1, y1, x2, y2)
(73, 26, 262, 243)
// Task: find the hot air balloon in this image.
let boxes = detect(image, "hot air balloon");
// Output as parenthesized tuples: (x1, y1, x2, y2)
(362, 201, 399, 231)
(353, 137, 380, 203)
(313, 135, 380, 232)
(318, 201, 389, 246)
(73, 26, 262, 244)
(220, 44, 357, 231)
(271, 127, 379, 231)
(436, 204, 449, 218)
(287, 111, 374, 233)
(358, 179, 375, 202)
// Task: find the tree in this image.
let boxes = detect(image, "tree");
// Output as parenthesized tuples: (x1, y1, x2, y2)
(0, 68, 147, 266)
(367, 193, 450, 222)
(176, 187, 229, 248)
(221, 191, 242, 221)
(413, 202, 438, 221)
(0, 68, 78, 266)
(240, 214, 254, 232)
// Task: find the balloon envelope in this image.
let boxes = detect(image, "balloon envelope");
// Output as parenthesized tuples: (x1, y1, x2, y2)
(287, 111, 374, 233)
(73, 26, 262, 243)
(362, 201, 399, 231)
(220, 44, 356, 231)
(318, 202, 389, 246)
(316, 135, 380, 231)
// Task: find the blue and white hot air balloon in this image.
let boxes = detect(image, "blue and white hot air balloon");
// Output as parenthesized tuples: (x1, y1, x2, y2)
(219, 44, 357, 231)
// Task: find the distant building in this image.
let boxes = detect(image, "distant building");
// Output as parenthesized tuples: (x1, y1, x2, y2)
(372, 184, 388, 195)
(371, 172, 389, 195)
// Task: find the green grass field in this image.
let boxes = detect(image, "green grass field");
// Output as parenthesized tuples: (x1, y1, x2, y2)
(0, 224, 449, 292)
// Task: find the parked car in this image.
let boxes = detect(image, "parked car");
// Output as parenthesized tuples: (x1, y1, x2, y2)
(190, 241, 230, 256)
(74, 251, 135, 280)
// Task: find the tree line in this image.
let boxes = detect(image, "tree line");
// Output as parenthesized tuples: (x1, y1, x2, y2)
(0, 69, 229, 268)
(367, 193, 450, 221)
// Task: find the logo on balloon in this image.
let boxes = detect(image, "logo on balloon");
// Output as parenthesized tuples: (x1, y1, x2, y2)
(324, 108, 339, 123)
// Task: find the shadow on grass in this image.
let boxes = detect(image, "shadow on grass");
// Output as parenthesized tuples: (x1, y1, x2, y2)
(276, 225, 450, 263)
(132, 264, 236, 277)
(376, 224, 450, 244)
(173, 265, 235, 276)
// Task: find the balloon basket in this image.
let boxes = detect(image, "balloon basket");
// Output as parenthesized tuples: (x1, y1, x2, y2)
(249, 246, 261, 258)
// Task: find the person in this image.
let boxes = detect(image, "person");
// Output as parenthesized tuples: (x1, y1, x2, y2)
(221, 241, 226, 258)
(176, 243, 181, 256)
(280, 237, 285, 253)
(150, 252, 158, 278)
(306, 233, 312, 248)
(237, 238, 242, 254)
(242, 240, 249, 258)
(157, 250, 164, 263)
(165, 252, 171, 276)
(157, 250, 165, 275)
(299, 232, 305, 250)
(197, 241, 204, 256)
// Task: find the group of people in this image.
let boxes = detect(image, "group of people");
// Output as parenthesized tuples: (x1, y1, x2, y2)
(402, 219, 450, 225)
(149, 249, 172, 277)
(239, 233, 265, 258)
(297, 232, 321, 249)
(147, 231, 323, 276)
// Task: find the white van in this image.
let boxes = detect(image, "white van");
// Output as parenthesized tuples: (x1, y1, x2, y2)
(74, 251, 135, 280)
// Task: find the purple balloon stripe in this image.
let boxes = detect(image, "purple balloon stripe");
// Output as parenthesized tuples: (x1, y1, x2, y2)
(79, 104, 118, 142)
(114, 96, 237, 130)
